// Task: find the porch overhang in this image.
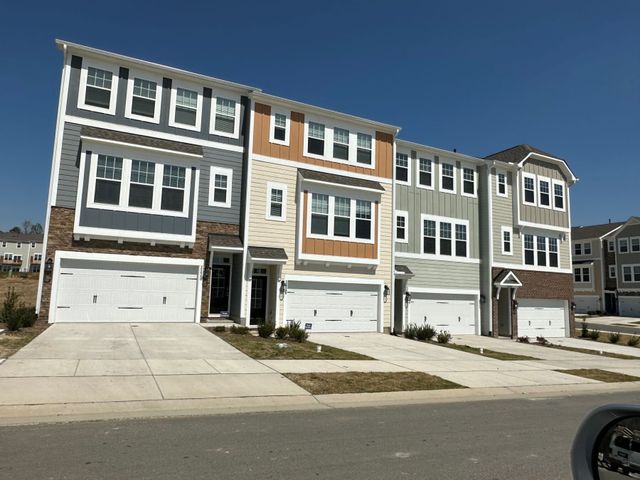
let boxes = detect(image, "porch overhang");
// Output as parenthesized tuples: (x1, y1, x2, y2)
(248, 246, 288, 264)
(394, 264, 414, 279)
(208, 233, 243, 252)
(493, 270, 523, 300)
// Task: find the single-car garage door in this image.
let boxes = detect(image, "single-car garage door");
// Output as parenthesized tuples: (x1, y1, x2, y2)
(619, 297, 640, 317)
(53, 258, 200, 322)
(518, 299, 567, 338)
(574, 295, 600, 314)
(285, 281, 379, 332)
(409, 293, 476, 335)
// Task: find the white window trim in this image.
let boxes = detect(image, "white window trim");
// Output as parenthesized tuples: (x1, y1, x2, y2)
(501, 226, 513, 256)
(84, 145, 193, 218)
(4, 253, 13, 261)
(265, 182, 287, 221)
(609, 265, 617, 279)
(77, 58, 119, 116)
(306, 193, 375, 245)
(210, 92, 241, 139)
(523, 233, 561, 269)
(208, 166, 233, 208)
(630, 236, 640, 253)
(608, 240, 615, 252)
(621, 264, 640, 284)
(619, 237, 629, 254)
(168, 79, 203, 132)
(552, 179, 566, 212)
(302, 115, 376, 170)
(415, 155, 434, 190)
(583, 241, 592, 256)
(395, 210, 408, 244)
(496, 170, 508, 197)
(522, 172, 537, 206)
(395, 150, 411, 186)
(574, 266, 593, 284)
(269, 107, 290, 146)
(460, 165, 477, 198)
(439, 161, 457, 194)
(420, 213, 469, 259)
(537, 175, 552, 209)
(124, 69, 163, 124)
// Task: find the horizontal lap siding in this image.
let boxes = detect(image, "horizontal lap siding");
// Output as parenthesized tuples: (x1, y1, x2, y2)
(56, 123, 83, 208)
(402, 257, 480, 290)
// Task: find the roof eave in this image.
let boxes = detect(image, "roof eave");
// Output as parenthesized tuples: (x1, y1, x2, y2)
(396, 139, 485, 164)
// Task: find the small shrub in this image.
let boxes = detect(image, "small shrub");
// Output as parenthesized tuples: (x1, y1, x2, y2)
(628, 336, 640, 347)
(213, 326, 226, 332)
(608, 332, 620, 344)
(230, 325, 249, 335)
(580, 320, 589, 338)
(588, 330, 600, 341)
(536, 336, 548, 346)
(436, 330, 452, 344)
(290, 327, 309, 343)
(17, 307, 36, 328)
(274, 326, 288, 339)
(517, 336, 530, 344)
(257, 322, 275, 338)
(1, 287, 23, 331)
(403, 324, 417, 340)
(415, 324, 436, 341)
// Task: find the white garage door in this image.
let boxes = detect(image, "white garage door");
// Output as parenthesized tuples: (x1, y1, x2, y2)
(53, 258, 200, 322)
(409, 293, 476, 335)
(518, 299, 567, 338)
(285, 281, 379, 332)
(574, 296, 599, 314)
(619, 297, 640, 317)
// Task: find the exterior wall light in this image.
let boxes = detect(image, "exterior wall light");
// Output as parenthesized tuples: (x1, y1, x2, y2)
(383, 285, 390, 303)
(404, 291, 412, 306)
(512, 300, 518, 310)
(279, 280, 287, 300)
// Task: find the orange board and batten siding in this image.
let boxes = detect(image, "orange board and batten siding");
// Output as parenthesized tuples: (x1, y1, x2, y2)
(253, 103, 393, 179)
(301, 191, 378, 259)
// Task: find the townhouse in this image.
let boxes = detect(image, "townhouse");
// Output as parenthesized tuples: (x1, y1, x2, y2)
(0, 233, 44, 273)
(393, 140, 485, 335)
(480, 145, 578, 338)
(244, 94, 398, 332)
(37, 40, 258, 323)
(571, 221, 624, 314)
(612, 217, 640, 316)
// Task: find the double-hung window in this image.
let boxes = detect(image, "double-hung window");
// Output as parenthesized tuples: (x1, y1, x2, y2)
(161, 165, 186, 212)
(333, 197, 351, 237)
(574, 243, 582, 256)
(441, 162, 455, 192)
(620, 238, 629, 253)
(82, 66, 116, 112)
(94, 155, 123, 205)
(439, 222, 452, 256)
(462, 168, 475, 196)
(455, 224, 467, 257)
(549, 238, 559, 267)
(418, 158, 432, 188)
(553, 181, 565, 210)
(310, 193, 329, 235)
(126, 75, 160, 122)
(356, 133, 372, 165)
(395, 211, 408, 243)
(355, 200, 372, 240)
(502, 227, 512, 255)
(575, 267, 590, 283)
(539, 178, 550, 207)
(333, 128, 350, 161)
(423, 219, 436, 254)
(609, 265, 617, 279)
(307, 122, 325, 156)
(524, 234, 535, 265)
(631, 238, 640, 252)
(396, 153, 409, 183)
(209, 167, 233, 208)
(537, 236, 547, 266)
(583, 242, 592, 255)
(622, 265, 640, 282)
(266, 183, 286, 221)
(496, 171, 507, 196)
(128, 160, 155, 208)
(523, 174, 536, 204)
(213, 97, 238, 136)
(272, 113, 288, 143)
(421, 216, 468, 258)
(172, 87, 200, 128)
(608, 240, 615, 252)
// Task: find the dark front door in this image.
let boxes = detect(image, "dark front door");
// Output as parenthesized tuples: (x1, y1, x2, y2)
(605, 293, 618, 315)
(250, 276, 267, 325)
(210, 265, 231, 315)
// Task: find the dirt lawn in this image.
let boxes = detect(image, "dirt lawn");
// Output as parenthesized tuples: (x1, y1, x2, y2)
(0, 273, 39, 307)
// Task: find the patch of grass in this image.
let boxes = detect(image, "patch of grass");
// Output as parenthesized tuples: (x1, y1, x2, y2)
(544, 343, 638, 360)
(436, 342, 539, 361)
(210, 330, 372, 360)
(558, 369, 640, 383)
(573, 330, 640, 350)
(0, 274, 38, 307)
(284, 371, 464, 395)
(0, 320, 48, 358)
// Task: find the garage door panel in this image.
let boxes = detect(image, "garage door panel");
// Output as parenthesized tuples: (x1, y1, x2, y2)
(619, 297, 640, 317)
(574, 296, 599, 314)
(518, 299, 566, 337)
(409, 294, 476, 335)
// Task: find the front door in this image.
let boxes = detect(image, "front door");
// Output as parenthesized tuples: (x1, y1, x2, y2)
(498, 289, 512, 337)
(250, 275, 267, 325)
(605, 293, 618, 315)
(210, 264, 231, 315)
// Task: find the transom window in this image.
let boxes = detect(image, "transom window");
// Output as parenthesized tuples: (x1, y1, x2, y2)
(307, 122, 325, 156)
(333, 128, 350, 161)
(173, 87, 199, 127)
(462, 167, 475, 195)
(523, 175, 536, 204)
(539, 179, 550, 207)
(422, 215, 468, 258)
(396, 153, 409, 183)
(497, 171, 507, 196)
(214, 97, 237, 135)
(266, 182, 287, 221)
(441, 163, 455, 192)
(574, 267, 591, 283)
(418, 158, 432, 188)
(622, 265, 640, 283)
(84, 67, 114, 110)
(308, 193, 374, 242)
(357, 133, 372, 165)
(209, 167, 233, 208)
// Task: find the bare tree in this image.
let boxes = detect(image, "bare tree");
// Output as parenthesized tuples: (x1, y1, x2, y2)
(21, 220, 32, 235)
(30, 223, 43, 234)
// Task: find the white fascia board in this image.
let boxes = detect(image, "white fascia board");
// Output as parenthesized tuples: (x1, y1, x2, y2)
(210, 246, 243, 252)
(598, 224, 625, 240)
(55, 249, 204, 266)
(519, 221, 571, 233)
(285, 274, 384, 286)
(406, 287, 480, 296)
(296, 253, 380, 266)
(396, 139, 485, 165)
(492, 261, 573, 274)
(73, 226, 196, 246)
(300, 177, 384, 195)
(249, 257, 287, 264)
(518, 152, 578, 184)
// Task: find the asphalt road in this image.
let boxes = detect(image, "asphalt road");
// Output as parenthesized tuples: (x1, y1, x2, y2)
(2, 392, 640, 479)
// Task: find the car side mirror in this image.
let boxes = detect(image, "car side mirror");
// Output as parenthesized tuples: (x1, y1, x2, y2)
(571, 404, 640, 479)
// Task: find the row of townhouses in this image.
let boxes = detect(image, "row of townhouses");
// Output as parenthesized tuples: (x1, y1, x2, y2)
(0, 233, 43, 273)
(572, 217, 640, 317)
(36, 40, 581, 338)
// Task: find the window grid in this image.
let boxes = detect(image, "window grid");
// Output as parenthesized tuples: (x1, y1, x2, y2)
(87, 67, 112, 89)
(216, 98, 236, 117)
(357, 133, 372, 149)
(176, 88, 198, 110)
(96, 155, 123, 180)
(333, 128, 349, 145)
(311, 193, 329, 214)
(163, 165, 186, 189)
(274, 113, 287, 128)
(334, 196, 351, 217)
(130, 160, 155, 184)
(356, 200, 371, 219)
(133, 78, 156, 99)
(308, 122, 325, 139)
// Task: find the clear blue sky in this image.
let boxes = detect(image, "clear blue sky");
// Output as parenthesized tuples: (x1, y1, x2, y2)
(0, 0, 638, 230)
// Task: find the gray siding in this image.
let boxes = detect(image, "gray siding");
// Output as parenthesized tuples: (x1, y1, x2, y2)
(230, 252, 243, 321)
(520, 159, 570, 228)
(617, 222, 640, 287)
(402, 257, 480, 290)
(56, 123, 83, 208)
(66, 55, 247, 147)
(198, 147, 243, 224)
(491, 168, 518, 263)
(478, 164, 492, 334)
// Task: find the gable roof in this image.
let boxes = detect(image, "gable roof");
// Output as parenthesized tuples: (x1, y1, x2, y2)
(572, 222, 625, 240)
(484, 144, 564, 164)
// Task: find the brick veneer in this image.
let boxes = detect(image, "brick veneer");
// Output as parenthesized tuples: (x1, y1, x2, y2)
(491, 267, 575, 338)
(39, 206, 239, 322)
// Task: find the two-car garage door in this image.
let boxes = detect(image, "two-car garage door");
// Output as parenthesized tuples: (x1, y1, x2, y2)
(517, 299, 567, 338)
(52, 257, 200, 323)
(285, 281, 379, 332)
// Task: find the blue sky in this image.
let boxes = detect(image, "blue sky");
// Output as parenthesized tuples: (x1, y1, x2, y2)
(0, 0, 638, 230)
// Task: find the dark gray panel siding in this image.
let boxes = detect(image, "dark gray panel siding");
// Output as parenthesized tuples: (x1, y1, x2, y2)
(230, 252, 243, 320)
(197, 147, 243, 224)
(56, 123, 83, 208)
(66, 55, 246, 147)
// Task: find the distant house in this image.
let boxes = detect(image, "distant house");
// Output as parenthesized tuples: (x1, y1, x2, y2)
(0, 232, 44, 273)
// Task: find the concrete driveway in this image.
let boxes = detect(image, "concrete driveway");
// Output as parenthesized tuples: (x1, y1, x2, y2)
(309, 333, 640, 389)
(0, 324, 308, 406)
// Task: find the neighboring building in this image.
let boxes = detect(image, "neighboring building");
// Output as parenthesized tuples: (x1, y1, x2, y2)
(0, 233, 44, 273)
(612, 217, 640, 317)
(481, 145, 578, 338)
(37, 40, 258, 323)
(393, 140, 485, 335)
(244, 93, 398, 332)
(571, 221, 624, 314)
